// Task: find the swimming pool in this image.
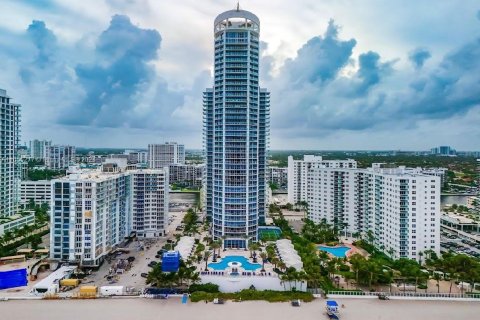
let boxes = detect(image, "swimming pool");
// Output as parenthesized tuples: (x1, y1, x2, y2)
(208, 255, 261, 271)
(318, 246, 351, 258)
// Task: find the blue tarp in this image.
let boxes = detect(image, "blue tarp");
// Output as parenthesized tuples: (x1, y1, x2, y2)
(0, 268, 28, 290)
(162, 251, 180, 272)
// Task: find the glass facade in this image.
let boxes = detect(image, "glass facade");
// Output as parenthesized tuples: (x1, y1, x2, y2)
(204, 9, 270, 248)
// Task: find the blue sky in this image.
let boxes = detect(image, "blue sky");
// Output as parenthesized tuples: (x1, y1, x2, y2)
(1, 0, 480, 150)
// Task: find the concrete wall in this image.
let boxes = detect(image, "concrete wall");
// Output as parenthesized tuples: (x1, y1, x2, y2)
(200, 275, 306, 292)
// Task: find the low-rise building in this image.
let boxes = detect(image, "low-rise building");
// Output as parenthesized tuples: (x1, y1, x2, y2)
(124, 150, 147, 164)
(169, 163, 204, 188)
(266, 167, 288, 190)
(0, 212, 35, 236)
(19, 180, 51, 206)
(467, 196, 480, 212)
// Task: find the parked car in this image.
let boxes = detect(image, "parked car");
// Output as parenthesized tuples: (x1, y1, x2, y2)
(148, 261, 158, 268)
(141, 273, 148, 278)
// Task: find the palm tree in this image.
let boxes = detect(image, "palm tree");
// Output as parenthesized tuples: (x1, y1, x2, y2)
(203, 251, 211, 271)
(280, 271, 293, 290)
(296, 271, 308, 291)
(202, 220, 210, 233)
(367, 260, 381, 290)
(14, 227, 26, 240)
(433, 272, 442, 293)
(326, 259, 337, 280)
(387, 248, 396, 259)
(271, 257, 280, 269)
(251, 242, 260, 262)
(189, 271, 200, 285)
(284, 267, 299, 290)
(146, 264, 175, 288)
(306, 271, 320, 293)
(211, 242, 220, 262)
(2, 231, 14, 245)
(216, 239, 223, 258)
(248, 242, 255, 258)
(221, 235, 227, 251)
(366, 230, 375, 246)
(176, 265, 187, 286)
(318, 251, 329, 268)
(418, 251, 424, 266)
(349, 253, 365, 289)
(260, 252, 268, 272)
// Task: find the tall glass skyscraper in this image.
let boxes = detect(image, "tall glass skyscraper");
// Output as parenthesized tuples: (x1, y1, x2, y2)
(204, 7, 270, 248)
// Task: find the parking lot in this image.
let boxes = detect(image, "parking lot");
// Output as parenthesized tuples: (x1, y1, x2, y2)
(440, 229, 480, 258)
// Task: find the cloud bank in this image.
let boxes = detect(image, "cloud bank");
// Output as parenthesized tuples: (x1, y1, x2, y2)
(0, 1, 479, 150)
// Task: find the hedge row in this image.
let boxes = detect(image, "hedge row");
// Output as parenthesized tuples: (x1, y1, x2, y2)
(189, 283, 220, 293)
(190, 289, 314, 303)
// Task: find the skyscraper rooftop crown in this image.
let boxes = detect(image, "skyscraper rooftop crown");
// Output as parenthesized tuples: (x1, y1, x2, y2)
(214, 7, 260, 34)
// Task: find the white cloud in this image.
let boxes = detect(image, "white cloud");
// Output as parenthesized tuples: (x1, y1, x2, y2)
(0, 0, 479, 150)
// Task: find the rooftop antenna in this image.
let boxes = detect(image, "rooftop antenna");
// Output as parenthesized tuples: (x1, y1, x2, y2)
(236, 1, 240, 11)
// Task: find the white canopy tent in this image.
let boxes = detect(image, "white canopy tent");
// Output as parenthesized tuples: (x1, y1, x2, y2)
(275, 239, 303, 271)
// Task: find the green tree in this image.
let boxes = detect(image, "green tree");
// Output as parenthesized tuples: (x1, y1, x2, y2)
(210, 241, 220, 262)
(349, 253, 366, 289)
(260, 252, 268, 272)
(203, 251, 211, 271)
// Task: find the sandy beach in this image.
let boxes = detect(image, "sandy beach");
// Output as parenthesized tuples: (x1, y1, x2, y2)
(1, 298, 479, 320)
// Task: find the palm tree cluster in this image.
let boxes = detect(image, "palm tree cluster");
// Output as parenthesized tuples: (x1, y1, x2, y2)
(425, 251, 480, 294)
(0, 206, 49, 257)
(274, 216, 337, 291)
(347, 253, 396, 290)
(182, 208, 199, 235)
(280, 267, 308, 291)
(146, 260, 200, 288)
(210, 239, 222, 262)
(344, 250, 480, 294)
(301, 219, 338, 244)
(273, 204, 480, 294)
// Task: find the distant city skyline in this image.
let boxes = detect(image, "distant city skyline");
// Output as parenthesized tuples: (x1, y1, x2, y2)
(1, 1, 480, 150)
